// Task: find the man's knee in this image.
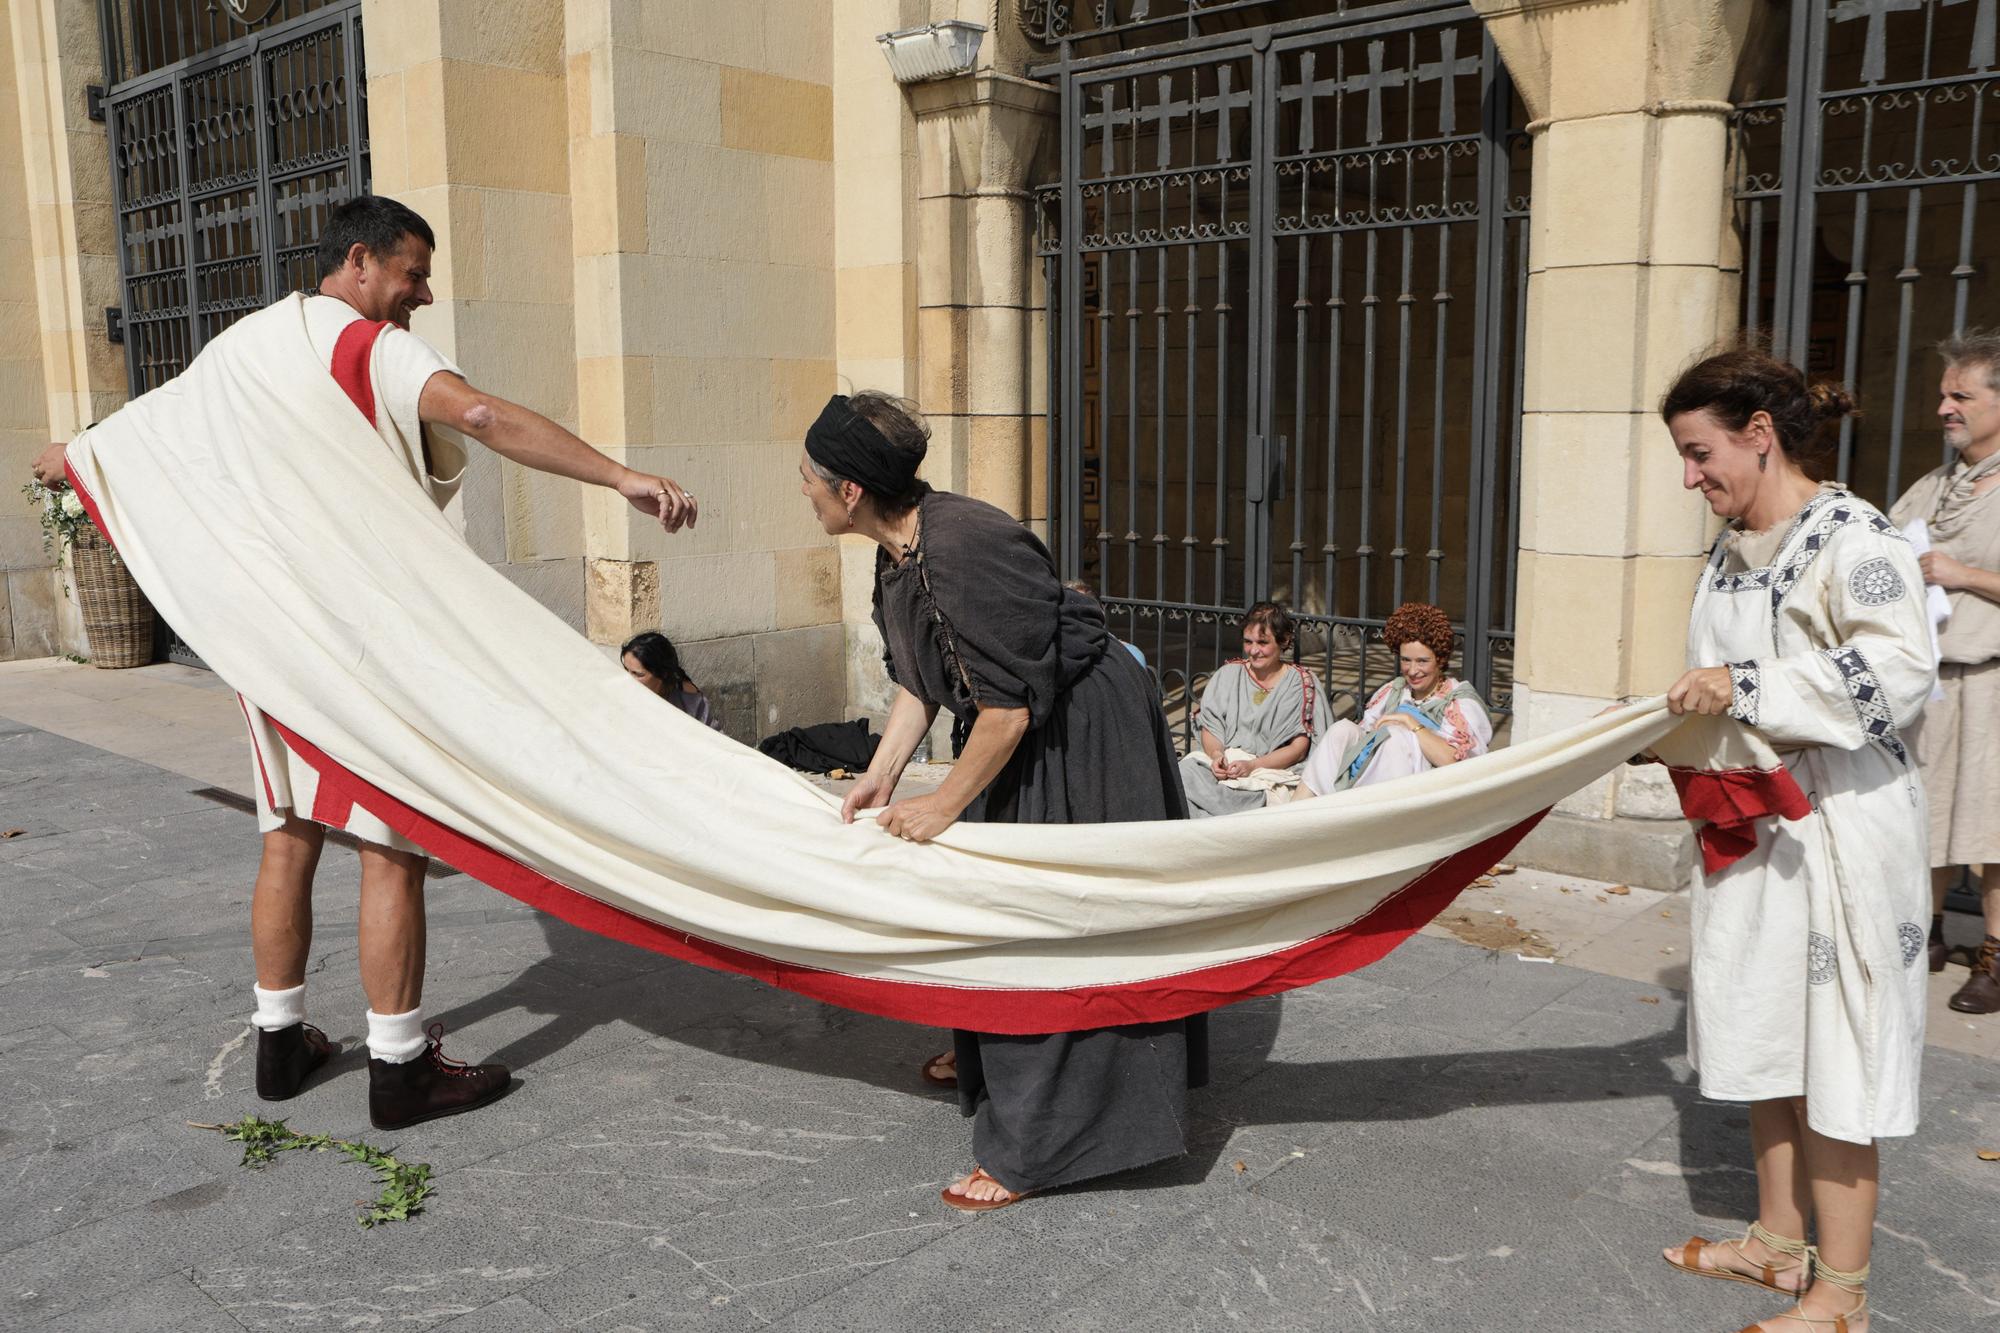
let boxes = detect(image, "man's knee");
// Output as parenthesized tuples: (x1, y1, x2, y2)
(357, 841, 428, 886)
(259, 817, 325, 880)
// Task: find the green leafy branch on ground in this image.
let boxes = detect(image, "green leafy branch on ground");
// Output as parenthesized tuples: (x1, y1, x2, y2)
(189, 1115, 435, 1227)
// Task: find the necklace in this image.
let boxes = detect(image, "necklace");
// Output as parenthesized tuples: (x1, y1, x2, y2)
(1248, 662, 1281, 705)
(890, 504, 923, 564)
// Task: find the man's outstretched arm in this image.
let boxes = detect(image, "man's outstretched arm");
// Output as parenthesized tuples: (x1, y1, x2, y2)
(418, 371, 697, 533)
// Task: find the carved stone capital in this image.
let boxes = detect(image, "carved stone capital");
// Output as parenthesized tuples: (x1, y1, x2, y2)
(1472, 0, 1755, 125)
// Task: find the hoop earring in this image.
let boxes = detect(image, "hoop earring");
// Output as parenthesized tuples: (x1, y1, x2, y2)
(1758, 451, 1769, 472)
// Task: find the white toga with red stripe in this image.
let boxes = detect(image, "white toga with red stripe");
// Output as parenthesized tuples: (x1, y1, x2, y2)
(243, 295, 465, 853)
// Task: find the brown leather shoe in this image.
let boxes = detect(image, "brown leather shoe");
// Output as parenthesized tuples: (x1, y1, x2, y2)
(256, 1022, 338, 1101)
(1928, 915, 1948, 974)
(368, 1023, 512, 1130)
(1948, 937, 2000, 1015)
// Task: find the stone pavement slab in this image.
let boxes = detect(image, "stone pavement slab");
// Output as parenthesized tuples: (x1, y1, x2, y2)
(2, 691, 1998, 1330)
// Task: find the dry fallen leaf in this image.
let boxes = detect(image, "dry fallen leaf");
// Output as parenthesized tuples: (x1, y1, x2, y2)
(1977, 1149, 2000, 1162)
(1594, 895, 1608, 904)
(829, 768, 848, 780)
(1491, 863, 1517, 875)
(1233, 1160, 1248, 1173)
(1638, 996, 1661, 1005)
(1606, 884, 1631, 896)
(1473, 875, 1497, 888)
(1558, 886, 1575, 895)
(0, 828, 24, 839)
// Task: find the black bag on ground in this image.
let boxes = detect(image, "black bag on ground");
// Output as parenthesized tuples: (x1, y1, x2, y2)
(756, 719, 882, 774)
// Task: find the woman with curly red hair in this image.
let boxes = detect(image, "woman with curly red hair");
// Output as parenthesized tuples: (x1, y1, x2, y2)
(1299, 602, 1492, 796)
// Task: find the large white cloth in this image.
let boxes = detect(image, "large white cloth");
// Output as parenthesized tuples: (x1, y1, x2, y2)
(63, 295, 1684, 1032)
(1684, 488, 1934, 1142)
(241, 295, 466, 851)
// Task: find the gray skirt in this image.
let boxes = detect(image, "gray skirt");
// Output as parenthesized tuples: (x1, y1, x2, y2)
(955, 643, 1210, 1193)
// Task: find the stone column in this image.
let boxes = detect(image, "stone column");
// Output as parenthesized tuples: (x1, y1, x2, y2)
(563, 0, 841, 740)
(907, 71, 1056, 518)
(365, 0, 586, 624)
(0, 4, 56, 659)
(833, 0, 923, 716)
(8, 0, 124, 657)
(1473, 0, 1754, 886)
(837, 5, 1056, 734)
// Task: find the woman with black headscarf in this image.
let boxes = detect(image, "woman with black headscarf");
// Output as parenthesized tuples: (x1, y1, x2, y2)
(797, 390, 1204, 1210)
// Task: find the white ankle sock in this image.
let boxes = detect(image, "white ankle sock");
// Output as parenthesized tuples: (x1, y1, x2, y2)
(366, 1008, 427, 1064)
(251, 983, 306, 1032)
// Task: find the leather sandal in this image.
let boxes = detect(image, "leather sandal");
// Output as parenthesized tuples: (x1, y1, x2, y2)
(941, 1166, 1036, 1213)
(1664, 1223, 1809, 1295)
(920, 1050, 957, 1088)
(1737, 1253, 1869, 1332)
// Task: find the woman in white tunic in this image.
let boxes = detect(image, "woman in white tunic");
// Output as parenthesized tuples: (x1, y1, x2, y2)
(1656, 351, 1932, 1333)
(1299, 602, 1493, 796)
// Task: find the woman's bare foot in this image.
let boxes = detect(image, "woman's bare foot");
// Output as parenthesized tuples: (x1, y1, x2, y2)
(921, 1049, 956, 1087)
(1662, 1233, 1809, 1295)
(1742, 1281, 1870, 1333)
(941, 1165, 1033, 1211)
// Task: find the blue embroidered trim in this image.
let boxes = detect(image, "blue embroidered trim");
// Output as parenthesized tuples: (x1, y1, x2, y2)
(1726, 662, 1761, 727)
(1764, 505, 1902, 622)
(1822, 645, 1909, 765)
(1707, 494, 1903, 609)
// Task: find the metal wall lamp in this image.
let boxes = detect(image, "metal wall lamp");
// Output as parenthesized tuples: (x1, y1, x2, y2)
(876, 20, 987, 84)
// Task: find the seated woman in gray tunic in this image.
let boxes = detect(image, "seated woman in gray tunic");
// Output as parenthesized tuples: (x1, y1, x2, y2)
(797, 390, 1205, 1212)
(1178, 602, 1327, 817)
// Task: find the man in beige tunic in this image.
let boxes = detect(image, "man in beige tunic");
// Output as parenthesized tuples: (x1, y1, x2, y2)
(1891, 331, 2000, 1014)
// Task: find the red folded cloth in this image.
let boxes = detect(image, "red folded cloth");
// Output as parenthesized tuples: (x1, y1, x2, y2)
(1666, 763, 1812, 874)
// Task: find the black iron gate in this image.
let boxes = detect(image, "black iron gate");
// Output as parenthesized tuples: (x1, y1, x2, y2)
(1731, 0, 2000, 506)
(1032, 2, 1529, 737)
(99, 0, 369, 393)
(97, 0, 367, 664)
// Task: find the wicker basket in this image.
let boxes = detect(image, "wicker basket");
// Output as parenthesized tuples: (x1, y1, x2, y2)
(69, 528, 155, 668)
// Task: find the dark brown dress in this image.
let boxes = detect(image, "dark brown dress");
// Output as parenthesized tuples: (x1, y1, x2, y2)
(872, 488, 1207, 1192)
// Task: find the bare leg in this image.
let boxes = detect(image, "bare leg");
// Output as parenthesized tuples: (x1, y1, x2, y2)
(1983, 863, 2000, 940)
(252, 816, 326, 989)
(1780, 1123, 1877, 1330)
(1930, 864, 1957, 920)
(1662, 1097, 1810, 1293)
(358, 842, 427, 1017)
(1752, 1097, 1812, 1242)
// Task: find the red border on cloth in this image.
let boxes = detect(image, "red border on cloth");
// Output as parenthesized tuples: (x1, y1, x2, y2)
(63, 457, 1541, 1032)
(274, 717, 1548, 1033)
(329, 318, 390, 427)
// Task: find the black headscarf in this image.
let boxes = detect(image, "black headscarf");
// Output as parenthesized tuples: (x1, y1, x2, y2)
(805, 395, 925, 500)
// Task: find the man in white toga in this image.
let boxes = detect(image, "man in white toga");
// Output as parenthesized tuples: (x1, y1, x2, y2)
(33, 195, 698, 1127)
